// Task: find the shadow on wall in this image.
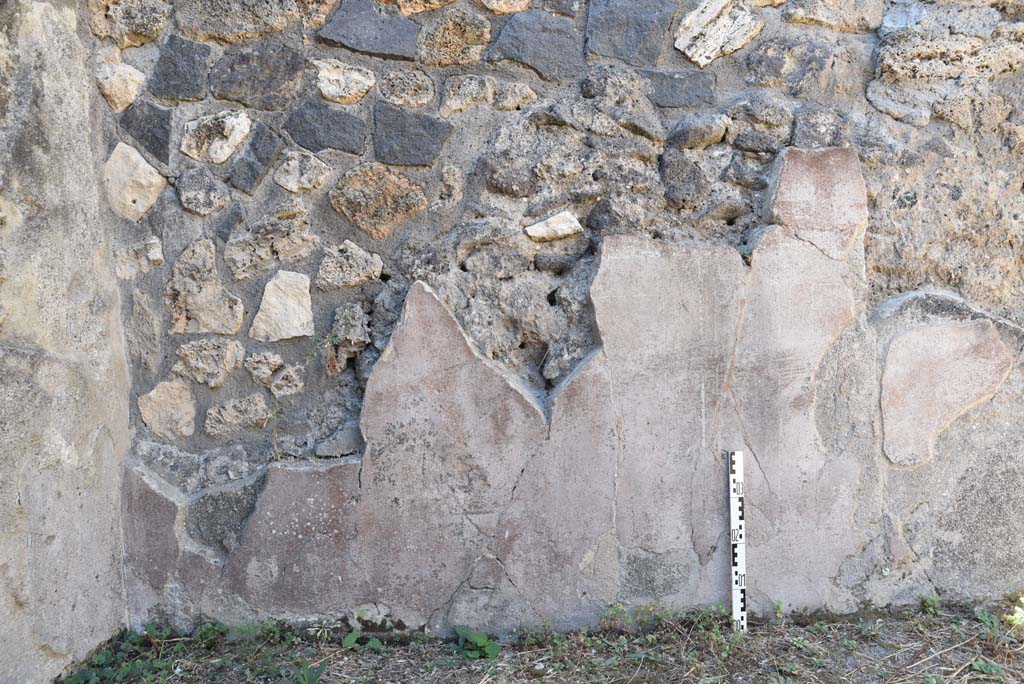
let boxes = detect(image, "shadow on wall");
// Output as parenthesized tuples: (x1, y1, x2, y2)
(123, 147, 1023, 636)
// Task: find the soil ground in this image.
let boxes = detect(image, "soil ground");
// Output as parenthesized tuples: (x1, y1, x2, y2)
(61, 599, 1024, 684)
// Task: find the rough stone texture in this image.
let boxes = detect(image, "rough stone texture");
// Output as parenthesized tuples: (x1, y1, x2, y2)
(768, 147, 869, 260)
(373, 103, 453, 166)
(249, 270, 315, 342)
(205, 394, 273, 437)
(114, 236, 165, 279)
(89, 0, 172, 48)
(318, 0, 420, 60)
(165, 240, 245, 335)
(284, 100, 367, 154)
(746, 37, 834, 96)
(224, 200, 319, 280)
(675, 0, 764, 67)
(881, 320, 1013, 466)
(273, 150, 331, 193)
(783, 0, 884, 33)
(175, 0, 300, 43)
(379, 69, 435, 108)
(316, 240, 384, 290)
(329, 163, 428, 239)
(119, 99, 173, 165)
(148, 35, 210, 103)
(181, 111, 253, 164)
(173, 338, 245, 389)
(643, 69, 716, 108)
(440, 74, 496, 117)
(138, 378, 196, 440)
(103, 142, 167, 221)
(1, 7, 131, 681)
(585, 0, 676, 67)
(476, 0, 530, 14)
(246, 352, 285, 387)
(315, 59, 376, 104)
(211, 43, 306, 111)
(419, 6, 491, 67)
(488, 10, 583, 80)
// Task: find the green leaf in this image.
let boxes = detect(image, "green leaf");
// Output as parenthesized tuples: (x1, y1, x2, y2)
(483, 642, 500, 659)
(342, 631, 360, 649)
(366, 637, 384, 652)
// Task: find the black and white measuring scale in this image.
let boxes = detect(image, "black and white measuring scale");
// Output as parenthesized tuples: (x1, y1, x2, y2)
(729, 450, 747, 632)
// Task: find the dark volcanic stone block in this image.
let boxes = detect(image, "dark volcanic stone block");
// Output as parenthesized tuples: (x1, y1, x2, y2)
(373, 103, 453, 166)
(148, 35, 211, 102)
(318, 0, 419, 60)
(585, 0, 676, 67)
(285, 100, 367, 154)
(120, 99, 173, 164)
(211, 42, 306, 111)
(487, 10, 583, 81)
(228, 122, 284, 194)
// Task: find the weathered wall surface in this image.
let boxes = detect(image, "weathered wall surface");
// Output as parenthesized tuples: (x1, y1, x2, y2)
(0, 1, 131, 683)
(3, 0, 1024, 676)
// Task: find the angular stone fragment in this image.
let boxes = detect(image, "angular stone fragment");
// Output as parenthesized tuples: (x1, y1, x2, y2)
(373, 103, 453, 166)
(768, 147, 868, 260)
(439, 74, 496, 117)
(95, 58, 145, 112)
(120, 100, 173, 165)
(181, 111, 252, 164)
(791, 105, 846, 148)
(224, 201, 319, 280)
(138, 378, 195, 439)
(330, 163, 427, 239)
(300, 0, 340, 28)
(667, 111, 728, 149)
(315, 421, 364, 457)
(165, 239, 245, 335)
(89, 0, 172, 48)
(249, 271, 315, 342)
(488, 10, 582, 80)
(659, 147, 710, 210)
(228, 122, 285, 194)
(314, 59, 376, 104)
(269, 365, 304, 398)
(746, 37, 833, 96)
(881, 320, 1013, 467)
(316, 240, 384, 291)
(148, 35, 210, 102)
(418, 6, 491, 66)
(175, 0, 300, 43)
(285, 100, 367, 154)
(205, 393, 272, 437)
(273, 151, 331, 193)
(475, 0, 530, 12)
(245, 352, 284, 387)
(642, 70, 716, 108)
(318, 0, 420, 60)
(783, 0, 884, 33)
(176, 166, 230, 217)
(524, 210, 583, 242)
(211, 43, 305, 111)
(114, 236, 165, 279)
(103, 142, 167, 221)
(185, 476, 264, 554)
(122, 468, 180, 591)
(173, 338, 245, 388)
(674, 0, 764, 67)
(396, 0, 455, 14)
(585, 0, 676, 67)
(378, 69, 435, 108)
(326, 303, 371, 372)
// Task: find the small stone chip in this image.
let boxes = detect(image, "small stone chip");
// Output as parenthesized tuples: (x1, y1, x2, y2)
(524, 210, 583, 242)
(181, 111, 253, 164)
(103, 142, 167, 221)
(314, 59, 376, 104)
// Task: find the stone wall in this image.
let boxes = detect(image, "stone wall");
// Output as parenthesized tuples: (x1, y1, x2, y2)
(2, 0, 1024, 679)
(1, 2, 131, 683)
